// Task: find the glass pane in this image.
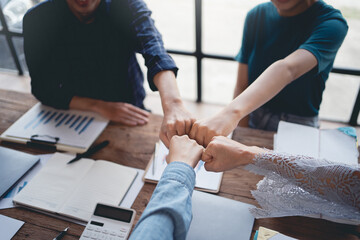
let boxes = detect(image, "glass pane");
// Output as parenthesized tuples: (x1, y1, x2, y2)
(0, 35, 16, 70)
(140, 54, 197, 101)
(12, 36, 27, 72)
(145, 0, 195, 52)
(173, 55, 197, 101)
(142, 54, 197, 102)
(2, 0, 41, 32)
(0, 0, 10, 8)
(203, 0, 267, 56)
(326, 0, 360, 70)
(202, 58, 237, 105)
(319, 74, 360, 123)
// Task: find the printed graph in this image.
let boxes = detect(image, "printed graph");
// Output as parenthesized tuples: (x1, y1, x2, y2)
(24, 110, 95, 135)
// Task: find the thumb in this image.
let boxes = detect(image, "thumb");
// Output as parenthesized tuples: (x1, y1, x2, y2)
(201, 150, 213, 163)
(160, 132, 170, 148)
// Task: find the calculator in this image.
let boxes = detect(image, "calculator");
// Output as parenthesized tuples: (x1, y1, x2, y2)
(80, 203, 136, 240)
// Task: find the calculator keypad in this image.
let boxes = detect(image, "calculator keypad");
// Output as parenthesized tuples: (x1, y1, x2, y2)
(80, 225, 129, 240)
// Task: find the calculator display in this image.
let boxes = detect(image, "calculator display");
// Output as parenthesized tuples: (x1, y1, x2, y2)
(94, 204, 133, 223)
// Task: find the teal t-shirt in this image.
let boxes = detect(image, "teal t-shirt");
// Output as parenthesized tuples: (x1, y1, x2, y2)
(235, 1, 348, 116)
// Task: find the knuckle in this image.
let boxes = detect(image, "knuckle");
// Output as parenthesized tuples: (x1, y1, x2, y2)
(167, 121, 176, 128)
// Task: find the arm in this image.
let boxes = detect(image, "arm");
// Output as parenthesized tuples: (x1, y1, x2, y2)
(233, 63, 249, 128)
(154, 71, 195, 147)
(130, 162, 195, 240)
(202, 136, 360, 210)
(130, 136, 203, 240)
(24, 4, 149, 125)
(190, 14, 348, 147)
(190, 49, 317, 146)
(69, 97, 150, 126)
(126, 0, 195, 146)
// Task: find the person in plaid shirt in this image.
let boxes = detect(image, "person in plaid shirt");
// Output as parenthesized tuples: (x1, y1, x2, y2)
(24, 0, 194, 146)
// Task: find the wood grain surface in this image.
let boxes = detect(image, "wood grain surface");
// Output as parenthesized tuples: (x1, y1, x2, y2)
(0, 89, 359, 240)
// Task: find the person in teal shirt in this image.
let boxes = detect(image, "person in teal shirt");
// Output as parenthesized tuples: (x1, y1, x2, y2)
(190, 0, 348, 146)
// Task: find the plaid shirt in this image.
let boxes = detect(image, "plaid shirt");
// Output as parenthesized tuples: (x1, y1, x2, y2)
(122, 0, 178, 108)
(25, 0, 178, 109)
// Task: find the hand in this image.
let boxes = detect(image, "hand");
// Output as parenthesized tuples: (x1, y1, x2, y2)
(166, 135, 203, 168)
(96, 101, 150, 126)
(160, 104, 196, 148)
(69, 97, 150, 126)
(202, 136, 264, 172)
(189, 109, 239, 147)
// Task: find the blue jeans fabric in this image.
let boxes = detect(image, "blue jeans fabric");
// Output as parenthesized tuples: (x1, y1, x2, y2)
(249, 107, 319, 131)
(129, 162, 195, 240)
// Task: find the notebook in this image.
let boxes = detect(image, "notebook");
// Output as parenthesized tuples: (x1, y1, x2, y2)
(187, 190, 255, 240)
(274, 121, 358, 165)
(0, 146, 39, 199)
(143, 141, 223, 193)
(13, 152, 137, 222)
(254, 227, 296, 240)
(0, 103, 109, 153)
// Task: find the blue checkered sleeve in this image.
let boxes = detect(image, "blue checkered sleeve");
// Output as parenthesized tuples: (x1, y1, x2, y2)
(127, 0, 178, 91)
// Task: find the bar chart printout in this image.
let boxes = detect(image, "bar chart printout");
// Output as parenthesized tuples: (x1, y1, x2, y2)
(0, 103, 109, 152)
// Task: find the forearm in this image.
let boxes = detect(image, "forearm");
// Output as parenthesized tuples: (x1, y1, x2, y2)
(228, 60, 294, 121)
(130, 162, 195, 240)
(249, 151, 360, 209)
(153, 70, 184, 114)
(69, 96, 101, 112)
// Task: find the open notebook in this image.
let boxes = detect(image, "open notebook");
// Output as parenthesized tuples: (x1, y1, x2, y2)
(274, 121, 358, 165)
(143, 141, 223, 193)
(13, 153, 137, 222)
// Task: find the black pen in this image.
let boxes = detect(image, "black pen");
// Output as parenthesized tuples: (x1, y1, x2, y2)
(53, 227, 69, 240)
(67, 140, 110, 164)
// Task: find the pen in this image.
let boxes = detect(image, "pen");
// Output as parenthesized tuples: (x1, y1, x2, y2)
(152, 142, 157, 175)
(67, 140, 110, 164)
(53, 227, 69, 240)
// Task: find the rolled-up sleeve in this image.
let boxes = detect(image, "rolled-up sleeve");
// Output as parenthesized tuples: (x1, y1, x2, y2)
(126, 0, 178, 91)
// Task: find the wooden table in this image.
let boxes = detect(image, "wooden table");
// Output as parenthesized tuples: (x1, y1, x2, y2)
(0, 89, 359, 240)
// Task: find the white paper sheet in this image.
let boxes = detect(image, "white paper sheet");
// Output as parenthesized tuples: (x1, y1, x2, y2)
(0, 214, 24, 239)
(0, 103, 109, 152)
(119, 169, 145, 208)
(275, 121, 319, 158)
(269, 233, 297, 240)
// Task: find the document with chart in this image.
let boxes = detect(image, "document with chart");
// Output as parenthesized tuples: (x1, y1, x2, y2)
(0, 103, 109, 153)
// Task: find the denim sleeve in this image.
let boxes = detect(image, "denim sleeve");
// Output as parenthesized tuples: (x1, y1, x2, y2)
(126, 0, 178, 91)
(129, 162, 196, 240)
